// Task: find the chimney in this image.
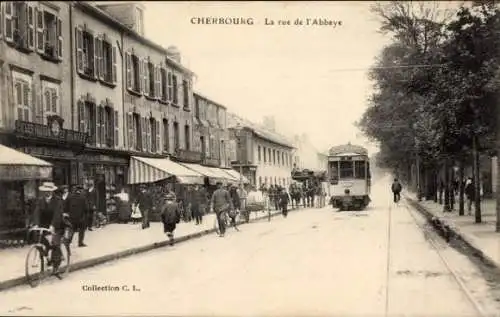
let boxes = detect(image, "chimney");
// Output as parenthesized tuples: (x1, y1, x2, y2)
(166, 46, 181, 63)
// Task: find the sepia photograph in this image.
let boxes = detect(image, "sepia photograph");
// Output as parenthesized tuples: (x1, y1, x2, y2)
(0, 0, 499, 316)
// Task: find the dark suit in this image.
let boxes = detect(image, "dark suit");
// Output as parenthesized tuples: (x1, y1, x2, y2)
(33, 196, 64, 266)
(67, 192, 89, 245)
(137, 191, 152, 229)
(86, 188, 98, 229)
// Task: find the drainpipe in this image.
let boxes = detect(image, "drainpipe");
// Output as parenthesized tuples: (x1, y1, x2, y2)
(69, 3, 75, 130)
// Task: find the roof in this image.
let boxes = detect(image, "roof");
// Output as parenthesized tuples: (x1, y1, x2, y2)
(328, 143, 368, 156)
(227, 113, 295, 149)
(193, 92, 227, 110)
(75, 1, 194, 76)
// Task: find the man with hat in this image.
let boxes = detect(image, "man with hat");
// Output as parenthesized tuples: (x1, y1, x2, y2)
(209, 181, 234, 237)
(161, 193, 181, 245)
(32, 182, 67, 276)
(67, 185, 89, 247)
(136, 184, 153, 229)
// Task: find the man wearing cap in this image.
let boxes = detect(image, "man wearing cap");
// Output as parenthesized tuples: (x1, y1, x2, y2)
(210, 181, 234, 237)
(136, 184, 152, 229)
(161, 193, 181, 245)
(67, 185, 89, 247)
(85, 180, 98, 231)
(32, 182, 67, 276)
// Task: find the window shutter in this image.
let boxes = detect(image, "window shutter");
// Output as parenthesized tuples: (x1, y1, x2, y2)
(114, 110, 119, 147)
(93, 36, 99, 79)
(143, 59, 149, 96)
(112, 46, 117, 84)
(127, 113, 133, 150)
(26, 4, 35, 50)
(155, 65, 161, 100)
(146, 119, 151, 152)
(35, 7, 44, 53)
(75, 27, 83, 73)
(156, 120, 160, 153)
(141, 117, 146, 151)
(125, 52, 132, 90)
(167, 71, 172, 102)
(139, 57, 144, 93)
(51, 89, 57, 113)
(96, 106, 102, 146)
(56, 17, 62, 60)
(22, 82, 31, 121)
(78, 101, 85, 132)
(4, 2, 13, 42)
(98, 37, 104, 81)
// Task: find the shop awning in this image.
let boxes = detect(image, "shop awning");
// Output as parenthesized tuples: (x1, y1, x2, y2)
(128, 156, 204, 185)
(206, 167, 239, 183)
(0, 145, 52, 181)
(180, 163, 227, 184)
(219, 168, 250, 184)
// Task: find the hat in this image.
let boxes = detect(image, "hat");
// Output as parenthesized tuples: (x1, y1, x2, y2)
(165, 193, 175, 201)
(39, 182, 58, 192)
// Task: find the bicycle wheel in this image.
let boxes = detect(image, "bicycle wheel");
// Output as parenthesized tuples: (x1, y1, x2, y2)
(25, 245, 45, 287)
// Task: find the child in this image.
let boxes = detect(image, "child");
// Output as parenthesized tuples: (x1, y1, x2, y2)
(130, 204, 142, 224)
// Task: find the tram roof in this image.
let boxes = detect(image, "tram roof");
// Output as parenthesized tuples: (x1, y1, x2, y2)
(328, 143, 368, 156)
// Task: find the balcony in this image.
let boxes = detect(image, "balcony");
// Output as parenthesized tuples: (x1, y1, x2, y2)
(174, 148, 202, 163)
(14, 120, 88, 147)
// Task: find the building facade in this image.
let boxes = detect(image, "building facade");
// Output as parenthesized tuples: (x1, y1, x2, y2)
(193, 92, 230, 168)
(0, 1, 89, 187)
(228, 113, 294, 187)
(292, 133, 327, 172)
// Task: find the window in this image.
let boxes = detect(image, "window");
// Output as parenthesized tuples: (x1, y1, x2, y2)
(220, 140, 225, 163)
(282, 153, 285, 166)
(113, 110, 119, 147)
(94, 37, 116, 84)
(125, 52, 141, 93)
(133, 113, 141, 151)
(184, 125, 190, 150)
(42, 83, 58, 122)
(76, 28, 95, 77)
(142, 58, 149, 97)
(172, 74, 178, 105)
(167, 71, 173, 103)
(263, 146, 266, 163)
(339, 160, 354, 178)
(78, 102, 96, 145)
(258, 146, 261, 162)
(162, 119, 169, 152)
(200, 136, 206, 156)
(182, 80, 189, 110)
(13, 77, 32, 121)
(195, 98, 200, 118)
(277, 151, 280, 165)
(268, 148, 271, 164)
(160, 67, 168, 102)
(259, 176, 262, 187)
(150, 118, 159, 152)
(173, 122, 179, 150)
(329, 161, 339, 180)
(354, 161, 366, 179)
(143, 117, 149, 152)
(4, 2, 36, 51)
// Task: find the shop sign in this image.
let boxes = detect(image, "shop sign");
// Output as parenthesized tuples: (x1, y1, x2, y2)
(17, 146, 75, 159)
(77, 154, 128, 164)
(0, 165, 52, 181)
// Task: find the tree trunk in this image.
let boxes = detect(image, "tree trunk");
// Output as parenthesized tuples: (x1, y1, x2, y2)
(450, 165, 455, 211)
(459, 159, 465, 216)
(433, 169, 438, 203)
(472, 134, 482, 223)
(444, 158, 451, 212)
(496, 153, 500, 231)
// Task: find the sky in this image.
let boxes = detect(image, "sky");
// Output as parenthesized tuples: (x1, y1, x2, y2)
(142, 1, 391, 154)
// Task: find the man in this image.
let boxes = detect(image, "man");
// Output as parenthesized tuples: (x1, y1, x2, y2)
(238, 184, 248, 222)
(192, 184, 208, 225)
(161, 193, 181, 245)
(67, 185, 89, 247)
(136, 184, 152, 229)
(279, 187, 290, 218)
(85, 180, 98, 231)
(465, 177, 475, 216)
(32, 182, 67, 277)
(210, 181, 234, 237)
(391, 178, 403, 203)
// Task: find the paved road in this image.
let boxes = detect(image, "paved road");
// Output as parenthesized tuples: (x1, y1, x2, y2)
(1, 177, 498, 316)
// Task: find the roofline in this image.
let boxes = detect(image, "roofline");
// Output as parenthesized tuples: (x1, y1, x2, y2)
(74, 2, 195, 76)
(229, 126, 295, 149)
(193, 92, 227, 109)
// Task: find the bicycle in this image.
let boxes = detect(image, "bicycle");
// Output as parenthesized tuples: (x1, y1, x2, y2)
(213, 211, 231, 235)
(25, 227, 71, 287)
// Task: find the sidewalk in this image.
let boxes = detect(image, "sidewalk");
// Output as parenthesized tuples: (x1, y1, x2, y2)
(405, 192, 500, 269)
(0, 210, 282, 291)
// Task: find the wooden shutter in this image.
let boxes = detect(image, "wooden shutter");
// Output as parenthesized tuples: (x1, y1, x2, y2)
(93, 35, 99, 79)
(114, 110, 119, 147)
(112, 46, 117, 84)
(127, 113, 133, 150)
(155, 120, 160, 153)
(141, 117, 146, 151)
(154, 65, 160, 100)
(75, 27, 83, 73)
(26, 4, 35, 50)
(78, 101, 85, 132)
(146, 118, 151, 152)
(56, 17, 62, 59)
(4, 2, 13, 42)
(139, 57, 144, 93)
(167, 71, 172, 102)
(142, 59, 149, 96)
(35, 6, 44, 53)
(51, 88, 57, 113)
(98, 36, 104, 80)
(125, 52, 132, 90)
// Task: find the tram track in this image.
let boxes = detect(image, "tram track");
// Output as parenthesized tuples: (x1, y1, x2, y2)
(402, 201, 488, 317)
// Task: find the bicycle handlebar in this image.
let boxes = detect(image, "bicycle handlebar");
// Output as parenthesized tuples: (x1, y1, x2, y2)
(28, 227, 52, 234)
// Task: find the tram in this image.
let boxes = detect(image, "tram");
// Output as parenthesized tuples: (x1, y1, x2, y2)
(327, 143, 371, 211)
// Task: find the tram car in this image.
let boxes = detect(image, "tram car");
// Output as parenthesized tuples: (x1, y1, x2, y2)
(327, 143, 371, 211)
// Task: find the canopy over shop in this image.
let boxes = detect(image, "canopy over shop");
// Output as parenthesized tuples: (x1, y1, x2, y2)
(180, 163, 239, 185)
(0, 145, 53, 245)
(127, 156, 204, 185)
(220, 168, 250, 184)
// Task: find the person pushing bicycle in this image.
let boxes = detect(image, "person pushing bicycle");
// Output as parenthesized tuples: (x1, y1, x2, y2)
(31, 182, 72, 277)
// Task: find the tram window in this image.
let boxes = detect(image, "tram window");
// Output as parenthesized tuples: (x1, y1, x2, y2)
(339, 160, 354, 178)
(354, 161, 366, 179)
(329, 161, 339, 180)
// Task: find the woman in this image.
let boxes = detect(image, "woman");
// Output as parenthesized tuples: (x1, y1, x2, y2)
(161, 193, 181, 245)
(115, 187, 131, 224)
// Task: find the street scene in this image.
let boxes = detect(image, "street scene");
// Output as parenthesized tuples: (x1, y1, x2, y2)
(1, 1, 500, 316)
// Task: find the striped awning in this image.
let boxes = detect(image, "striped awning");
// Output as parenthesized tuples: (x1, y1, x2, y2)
(128, 156, 204, 185)
(180, 163, 226, 184)
(0, 145, 52, 181)
(220, 168, 250, 184)
(206, 167, 239, 183)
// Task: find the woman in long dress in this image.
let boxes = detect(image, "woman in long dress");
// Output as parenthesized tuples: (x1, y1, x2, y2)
(115, 187, 132, 224)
